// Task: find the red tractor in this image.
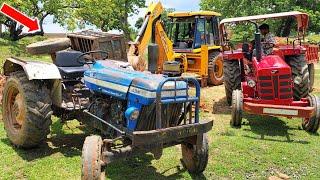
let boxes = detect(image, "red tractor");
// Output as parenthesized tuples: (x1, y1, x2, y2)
(220, 11, 320, 133)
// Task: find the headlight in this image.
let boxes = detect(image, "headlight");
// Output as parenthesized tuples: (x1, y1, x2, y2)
(130, 110, 140, 120)
(125, 107, 140, 121)
(294, 76, 302, 85)
(247, 79, 256, 88)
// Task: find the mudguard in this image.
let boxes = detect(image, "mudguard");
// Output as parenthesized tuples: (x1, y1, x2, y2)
(3, 57, 61, 80)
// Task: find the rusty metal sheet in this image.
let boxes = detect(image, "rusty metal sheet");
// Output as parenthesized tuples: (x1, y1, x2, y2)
(4, 57, 61, 80)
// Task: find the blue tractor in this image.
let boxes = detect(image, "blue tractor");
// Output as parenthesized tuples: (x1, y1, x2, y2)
(2, 36, 213, 179)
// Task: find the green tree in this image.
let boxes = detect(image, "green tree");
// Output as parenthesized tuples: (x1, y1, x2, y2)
(0, 0, 76, 40)
(200, 0, 320, 34)
(161, 8, 175, 30)
(74, 0, 145, 40)
(135, 17, 144, 29)
(134, 8, 175, 32)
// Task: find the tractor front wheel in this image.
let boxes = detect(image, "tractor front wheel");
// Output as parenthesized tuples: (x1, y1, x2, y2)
(231, 90, 243, 128)
(223, 60, 242, 105)
(82, 135, 106, 180)
(2, 71, 52, 148)
(208, 52, 224, 86)
(302, 94, 320, 133)
(181, 134, 208, 174)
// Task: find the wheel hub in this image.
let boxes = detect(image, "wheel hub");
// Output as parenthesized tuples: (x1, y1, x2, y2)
(13, 93, 25, 127)
(7, 88, 25, 131)
(213, 56, 223, 78)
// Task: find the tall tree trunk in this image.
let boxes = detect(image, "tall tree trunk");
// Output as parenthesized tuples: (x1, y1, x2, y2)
(281, 17, 294, 37)
(4, 17, 45, 41)
(276, 19, 285, 37)
(122, 0, 131, 41)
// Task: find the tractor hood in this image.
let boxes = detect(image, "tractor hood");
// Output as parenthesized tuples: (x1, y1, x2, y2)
(255, 55, 290, 69)
(84, 60, 187, 104)
(253, 55, 291, 79)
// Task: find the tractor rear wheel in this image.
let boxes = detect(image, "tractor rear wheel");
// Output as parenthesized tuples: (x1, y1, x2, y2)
(231, 90, 243, 128)
(308, 63, 315, 92)
(223, 60, 242, 105)
(181, 134, 208, 174)
(302, 94, 320, 133)
(208, 52, 224, 86)
(81, 135, 106, 180)
(287, 55, 310, 100)
(2, 71, 52, 148)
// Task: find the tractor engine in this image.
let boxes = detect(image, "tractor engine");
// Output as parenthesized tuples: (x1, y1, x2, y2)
(248, 55, 293, 103)
(88, 94, 183, 134)
(88, 96, 126, 136)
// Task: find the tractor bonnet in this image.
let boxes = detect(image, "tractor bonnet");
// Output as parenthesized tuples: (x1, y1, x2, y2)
(83, 60, 187, 104)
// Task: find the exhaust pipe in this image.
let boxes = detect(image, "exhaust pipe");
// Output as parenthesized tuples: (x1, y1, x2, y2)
(148, 43, 159, 73)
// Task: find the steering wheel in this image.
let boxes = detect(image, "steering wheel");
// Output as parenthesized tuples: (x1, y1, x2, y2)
(76, 50, 109, 65)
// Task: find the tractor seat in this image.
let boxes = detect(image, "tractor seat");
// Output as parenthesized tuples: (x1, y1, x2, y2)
(55, 50, 89, 79)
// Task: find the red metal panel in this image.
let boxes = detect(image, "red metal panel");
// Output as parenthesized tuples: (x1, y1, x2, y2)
(243, 102, 315, 118)
(222, 49, 244, 60)
(305, 44, 319, 63)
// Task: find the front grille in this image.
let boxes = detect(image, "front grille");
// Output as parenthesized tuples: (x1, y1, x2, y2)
(135, 103, 183, 131)
(259, 74, 292, 100)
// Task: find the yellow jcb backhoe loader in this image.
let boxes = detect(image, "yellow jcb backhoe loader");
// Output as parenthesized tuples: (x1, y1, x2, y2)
(128, 2, 223, 87)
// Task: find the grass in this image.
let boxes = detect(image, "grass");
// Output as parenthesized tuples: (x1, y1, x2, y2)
(0, 36, 320, 179)
(0, 36, 51, 71)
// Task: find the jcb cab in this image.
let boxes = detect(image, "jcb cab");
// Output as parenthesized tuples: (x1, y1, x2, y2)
(166, 11, 223, 86)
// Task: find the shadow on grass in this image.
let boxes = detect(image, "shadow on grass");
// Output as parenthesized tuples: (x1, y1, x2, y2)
(1, 120, 206, 179)
(1, 121, 86, 161)
(212, 97, 231, 115)
(242, 114, 310, 144)
(106, 154, 204, 180)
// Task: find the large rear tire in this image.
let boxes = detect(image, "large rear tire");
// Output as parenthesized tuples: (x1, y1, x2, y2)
(81, 135, 106, 180)
(181, 134, 208, 174)
(302, 94, 320, 133)
(223, 60, 242, 105)
(208, 52, 224, 86)
(308, 63, 315, 92)
(2, 71, 52, 148)
(287, 55, 310, 100)
(231, 90, 243, 128)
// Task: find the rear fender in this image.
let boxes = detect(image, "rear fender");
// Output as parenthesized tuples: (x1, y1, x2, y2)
(3, 57, 61, 80)
(222, 50, 244, 61)
(3, 57, 63, 107)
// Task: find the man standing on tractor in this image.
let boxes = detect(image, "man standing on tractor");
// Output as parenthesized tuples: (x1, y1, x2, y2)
(259, 23, 276, 55)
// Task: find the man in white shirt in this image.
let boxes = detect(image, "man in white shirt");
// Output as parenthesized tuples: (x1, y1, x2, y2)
(259, 23, 276, 55)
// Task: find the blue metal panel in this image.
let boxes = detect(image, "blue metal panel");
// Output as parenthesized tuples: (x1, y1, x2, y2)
(83, 60, 200, 131)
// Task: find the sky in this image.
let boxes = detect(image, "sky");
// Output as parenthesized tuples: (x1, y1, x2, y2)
(43, 0, 200, 33)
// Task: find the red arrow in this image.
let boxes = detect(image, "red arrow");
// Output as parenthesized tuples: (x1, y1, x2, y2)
(0, 3, 40, 32)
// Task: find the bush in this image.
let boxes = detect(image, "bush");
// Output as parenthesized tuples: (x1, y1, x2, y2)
(306, 34, 320, 45)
